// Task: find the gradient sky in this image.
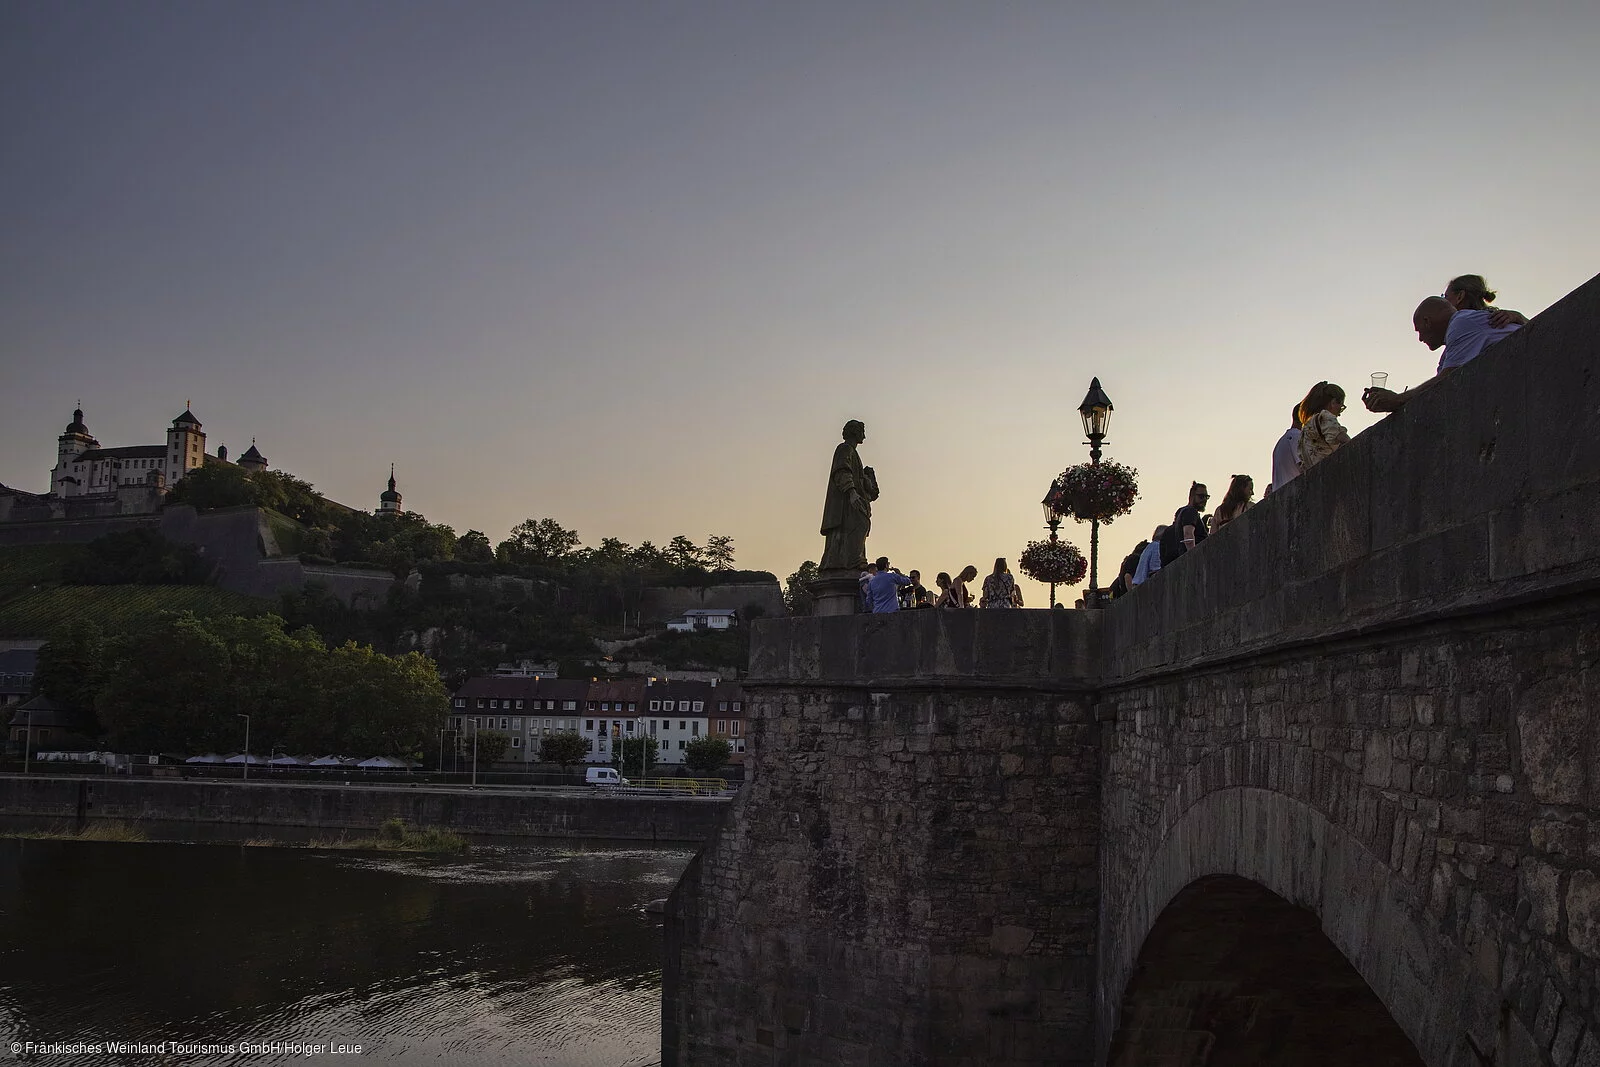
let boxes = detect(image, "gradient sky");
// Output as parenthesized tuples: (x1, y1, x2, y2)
(3, 1, 1597, 603)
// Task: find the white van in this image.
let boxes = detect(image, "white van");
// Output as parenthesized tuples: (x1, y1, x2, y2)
(586, 767, 628, 787)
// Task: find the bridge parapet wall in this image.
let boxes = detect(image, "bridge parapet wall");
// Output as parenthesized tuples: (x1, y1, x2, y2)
(1101, 273, 1600, 1065)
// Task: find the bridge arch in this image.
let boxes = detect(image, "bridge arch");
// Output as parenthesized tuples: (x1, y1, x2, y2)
(1109, 873, 1424, 1064)
(1101, 767, 1549, 1067)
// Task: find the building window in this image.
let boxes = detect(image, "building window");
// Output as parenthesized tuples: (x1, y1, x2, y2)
(732, 720, 741, 736)
(545, 719, 552, 729)
(677, 740, 685, 750)
(627, 702, 636, 712)
(453, 717, 462, 729)
(625, 721, 634, 734)
(598, 740, 607, 752)
(693, 701, 704, 713)
(649, 700, 660, 711)
(737, 741, 745, 752)
(692, 721, 700, 737)
(717, 720, 727, 734)
(586, 701, 597, 711)
(490, 699, 499, 709)
(512, 736, 522, 749)
(679, 701, 691, 712)
(585, 719, 594, 732)
(679, 721, 686, 730)
(648, 720, 657, 735)
(454, 698, 465, 708)
(515, 699, 524, 710)
(563, 701, 577, 711)
(511, 717, 521, 730)
(601, 702, 610, 711)
(587, 739, 594, 752)
(477, 698, 486, 708)
(718, 701, 728, 712)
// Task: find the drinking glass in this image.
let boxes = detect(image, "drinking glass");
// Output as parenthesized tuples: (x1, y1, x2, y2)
(1371, 372, 1389, 390)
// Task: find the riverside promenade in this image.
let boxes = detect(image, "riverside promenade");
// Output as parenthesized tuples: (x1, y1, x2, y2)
(0, 774, 727, 843)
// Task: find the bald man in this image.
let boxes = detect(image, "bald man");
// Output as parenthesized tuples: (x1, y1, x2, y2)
(1364, 295, 1523, 412)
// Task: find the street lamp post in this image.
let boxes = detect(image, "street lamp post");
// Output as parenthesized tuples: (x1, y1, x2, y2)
(1078, 378, 1114, 607)
(236, 713, 251, 781)
(1039, 505, 1066, 608)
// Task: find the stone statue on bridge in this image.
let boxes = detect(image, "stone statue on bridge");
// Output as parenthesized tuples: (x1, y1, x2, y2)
(819, 419, 878, 571)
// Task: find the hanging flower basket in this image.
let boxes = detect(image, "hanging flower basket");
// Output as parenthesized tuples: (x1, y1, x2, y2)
(1043, 460, 1140, 525)
(1018, 538, 1087, 587)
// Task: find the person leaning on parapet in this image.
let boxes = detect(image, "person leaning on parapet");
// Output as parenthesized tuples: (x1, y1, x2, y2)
(1297, 382, 1351, 472)
(1132, 526, 1166, 587)
(865, 556, 914, 613)
(1159, 484, 1210, 566)
(1111, 537, 1149, 599)
(1364, 281, 1526, 414)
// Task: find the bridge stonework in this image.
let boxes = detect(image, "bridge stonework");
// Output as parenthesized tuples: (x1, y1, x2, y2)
(665, 275, 1600, 1065)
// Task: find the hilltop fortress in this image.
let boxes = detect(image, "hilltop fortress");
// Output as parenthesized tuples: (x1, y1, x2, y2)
(0, 406, 396, 524)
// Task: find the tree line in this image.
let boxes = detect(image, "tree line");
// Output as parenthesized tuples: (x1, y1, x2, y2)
(36, 613, 447, 758)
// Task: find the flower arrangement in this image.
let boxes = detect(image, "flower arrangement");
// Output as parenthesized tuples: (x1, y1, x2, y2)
(1043, 460, 1140, 524)
(1018, 538, 1087, 587)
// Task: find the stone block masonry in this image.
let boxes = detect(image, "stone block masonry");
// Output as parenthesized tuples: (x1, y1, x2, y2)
(669, 272, 1600, 1066)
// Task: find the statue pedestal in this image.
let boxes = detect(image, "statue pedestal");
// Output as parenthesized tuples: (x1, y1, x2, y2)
(809, 569, 862, 616)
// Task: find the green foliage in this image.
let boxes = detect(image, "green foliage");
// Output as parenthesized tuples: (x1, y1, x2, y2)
(666, 535, 703, 569)
(50, 611, 446, 757)
(455, 530, 495, 564)
(684, 735, 732, 776)
(541, 731, 587, 770)
(624, 628, 749, 670)
(61, 529, 215, 586)
(32, 619, 106, 711)
(0, 585, 268, 640)
(784, 560, 819, 616)
(704, 534, 736, 571)
(165, 462, 257, 510)
(473, 728, 510, 763)
(614, 735, 659, 776)
(496, 518, 582, 567)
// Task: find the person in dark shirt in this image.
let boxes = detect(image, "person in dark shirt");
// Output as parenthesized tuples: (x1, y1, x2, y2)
(1159, 482, 1210, 566)
(1111, 541, 1148, 599)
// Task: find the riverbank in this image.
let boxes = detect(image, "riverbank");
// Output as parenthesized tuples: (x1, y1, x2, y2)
(0, 775, 727, 843)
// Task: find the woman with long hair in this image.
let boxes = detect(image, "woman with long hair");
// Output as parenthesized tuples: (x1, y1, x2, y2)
(1297, 382, 1351, 472)
(980, 558, 1020, 609)
(948, 565, 977, 608)
(1444, 274, 1527, 327)
(1210, 475, 1255, 530)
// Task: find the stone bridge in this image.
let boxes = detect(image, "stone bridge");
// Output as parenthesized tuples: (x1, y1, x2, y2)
(664, 274, 1600, 1066)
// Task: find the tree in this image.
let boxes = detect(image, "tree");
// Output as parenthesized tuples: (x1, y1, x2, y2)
(666, 535, 704, 570)
(62, 529, 214, 586)
(473, 728, 510, 764)
(684, 736, 732, 776)
(497, 518, 581, 567)
(784, 561, 820, 616)
(704, 534, 736, 571)
(455, 530, 495, 564)
(33, 620, 107, 714)
(165, 462, 257, 510)
(615, 735, 659, 777)
(541, 731, 587, 770)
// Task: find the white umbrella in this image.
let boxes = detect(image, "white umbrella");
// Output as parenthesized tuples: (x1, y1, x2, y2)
(356, 756, 407, 769)
(269, 755, 305, 766)
(224, 753, 267, 765)
(309, 755, 346, 767)
(185, 753, 226, 764)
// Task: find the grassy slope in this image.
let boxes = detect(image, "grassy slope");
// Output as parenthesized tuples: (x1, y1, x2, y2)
(0, 543, 269, 639)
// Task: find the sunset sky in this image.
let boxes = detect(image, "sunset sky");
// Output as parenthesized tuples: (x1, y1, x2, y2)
(3, 1, 1597, 603)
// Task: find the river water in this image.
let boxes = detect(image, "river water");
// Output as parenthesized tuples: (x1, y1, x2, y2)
(0, 827, 693, 1065)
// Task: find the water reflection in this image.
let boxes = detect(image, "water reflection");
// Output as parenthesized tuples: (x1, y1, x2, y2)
(0, 833, 691, 1065)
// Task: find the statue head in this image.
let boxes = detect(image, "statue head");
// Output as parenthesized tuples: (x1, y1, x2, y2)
(842, 420, 866, 443)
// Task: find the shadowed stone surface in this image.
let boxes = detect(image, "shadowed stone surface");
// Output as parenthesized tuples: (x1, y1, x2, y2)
(666, 273, 1600, 1066)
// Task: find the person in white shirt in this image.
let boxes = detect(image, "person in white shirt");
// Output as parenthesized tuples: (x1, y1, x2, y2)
(1131, 526, 1166, 586)
(1364, 294, 1524, 413)
(1271, 405, 1302, 491)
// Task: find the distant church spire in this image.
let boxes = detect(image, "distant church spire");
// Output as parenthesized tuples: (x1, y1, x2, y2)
(378, 463, 402, 517)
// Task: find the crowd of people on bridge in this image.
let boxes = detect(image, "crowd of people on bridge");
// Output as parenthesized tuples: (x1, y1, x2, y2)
(859, 557, 1028, 613)
(1111, 273, 1527, 599)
